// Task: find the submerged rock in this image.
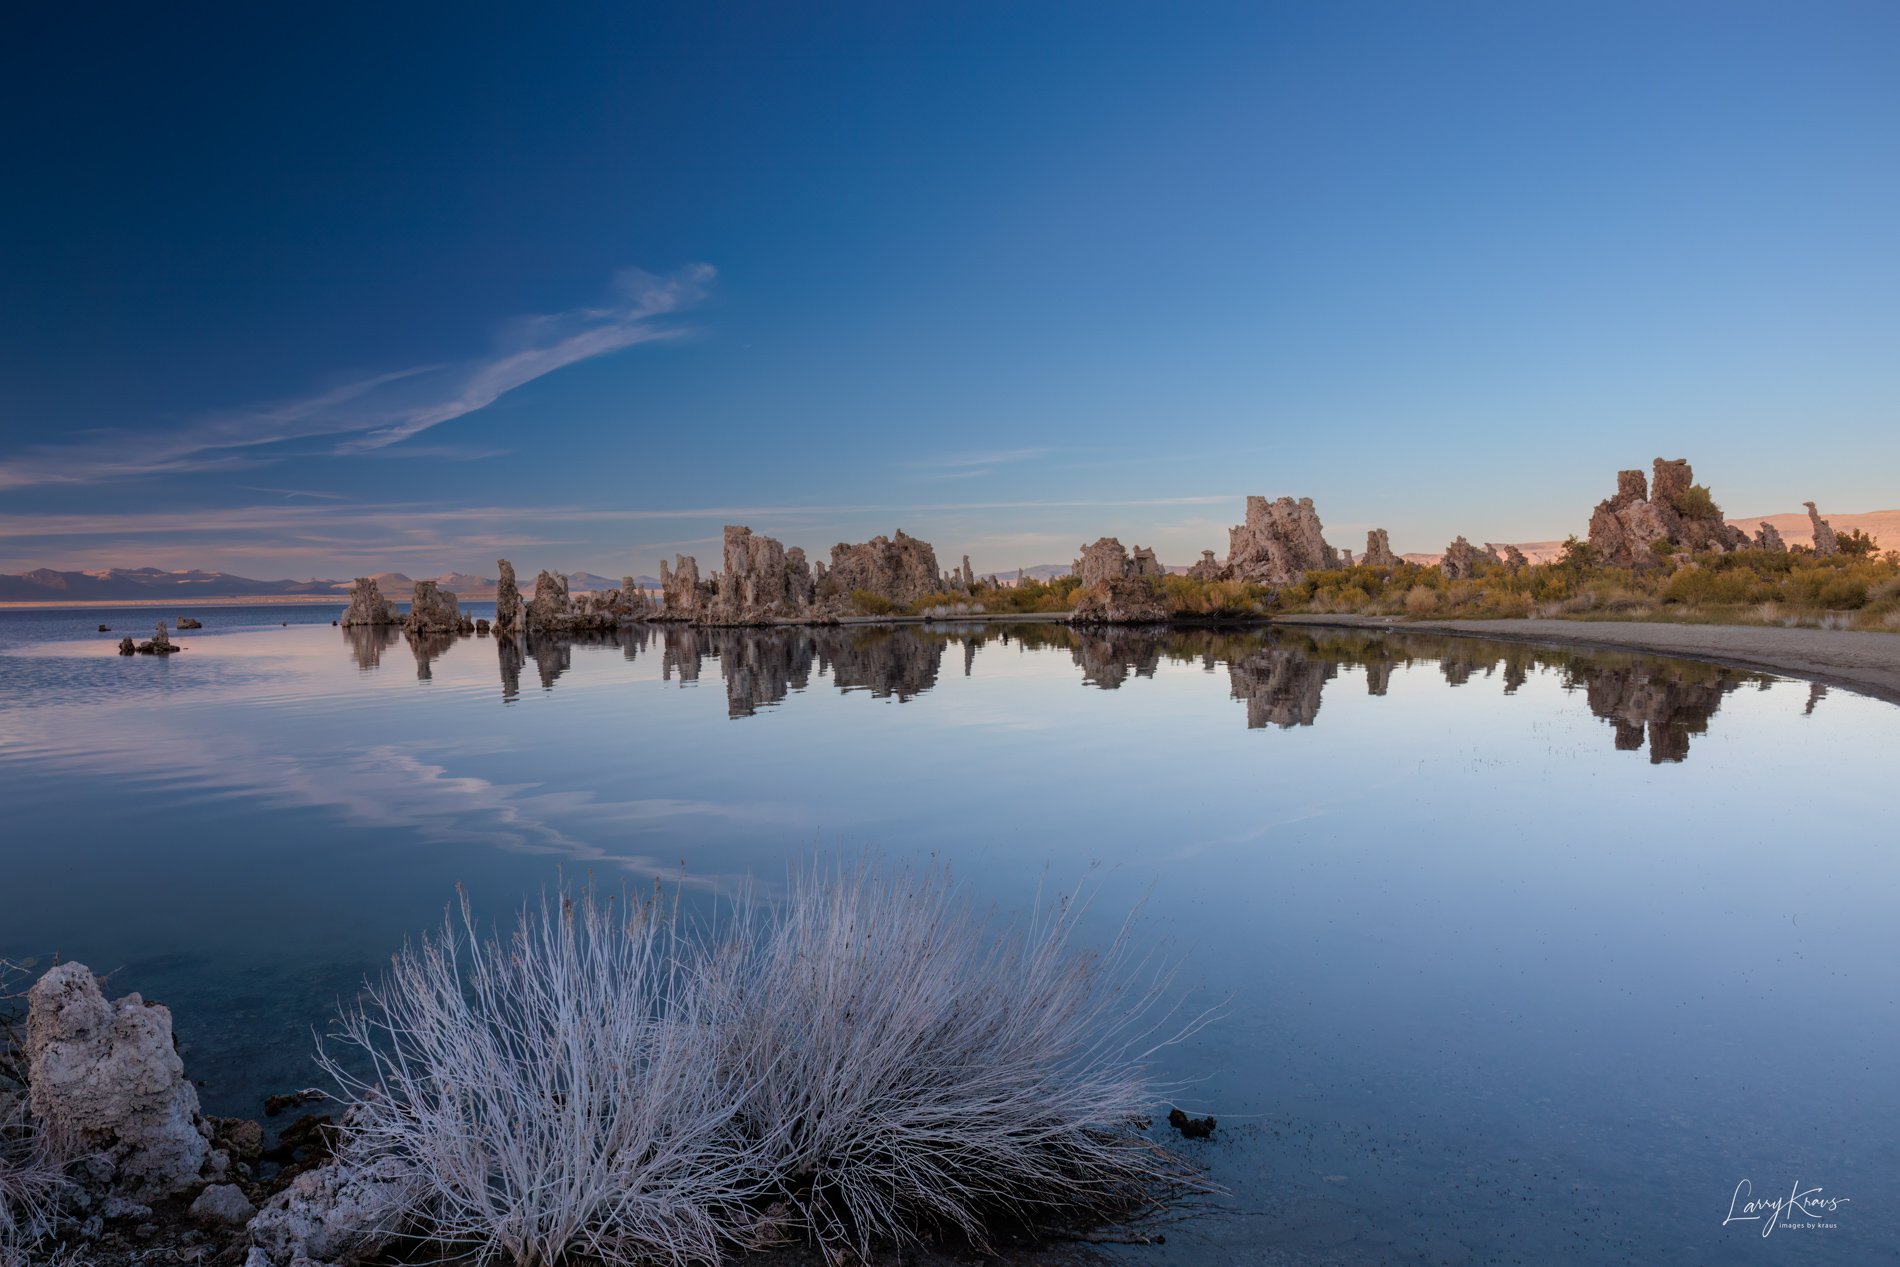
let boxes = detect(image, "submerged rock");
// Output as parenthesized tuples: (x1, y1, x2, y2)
(25, 962, 209, 1193)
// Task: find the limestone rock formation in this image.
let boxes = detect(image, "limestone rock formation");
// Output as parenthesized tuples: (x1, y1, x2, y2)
(1587, 459, 1749, 567)
(659, 554, 710, 620)
(1753, 522, 1787, 552)
(1222, 496, 1339, 585)
(175, 618, 202, 629)
(712, 526, 818, 624)
(526, 570, 574, 631)
(247, 1154, 419, 1265)
(1130, 545, 1165, 578)
(340, 578, 400, 627)
(826, 530, 942, 606)
(1070, 577, 1168, 624)
(1361, 530, 1400, 568)
(1804, 503, 1839, 556)
(1488, 543, 1530, 575)
(1073, 538, 1132, 588)
(25, 962, 209, 1193)
(1184, 550, 1224, 581)
(403, 579, 465, 634)
(621, 577, 657, 617)
(1440, 537, 1481, 581)
(495, 559, 522, 633)
(117, 636, 135, 655)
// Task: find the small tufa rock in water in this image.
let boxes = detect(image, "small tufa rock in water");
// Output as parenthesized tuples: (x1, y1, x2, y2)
(1167, 1108, 1216, 1139)
(119, 636, 136, 655)
(99, 624, 111, 632)
(176, 617, 203, 629)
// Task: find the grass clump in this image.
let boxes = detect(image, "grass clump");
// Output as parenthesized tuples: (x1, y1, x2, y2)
(319, 865, 1209, 1267)
(1, 962, 81, 1267)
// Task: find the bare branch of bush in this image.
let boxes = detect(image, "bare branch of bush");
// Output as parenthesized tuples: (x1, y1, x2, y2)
(319, 865, 1212, 1267)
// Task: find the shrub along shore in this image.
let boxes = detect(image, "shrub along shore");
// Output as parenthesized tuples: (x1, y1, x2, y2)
(2, 863, 1216, 1267)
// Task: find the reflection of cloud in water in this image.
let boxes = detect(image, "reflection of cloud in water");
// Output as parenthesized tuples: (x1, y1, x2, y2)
(1, 702, 792, 885)
(481, 621, 1784, 764)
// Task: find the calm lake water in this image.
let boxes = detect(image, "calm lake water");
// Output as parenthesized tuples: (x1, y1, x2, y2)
(2, 605, 1894, 1265)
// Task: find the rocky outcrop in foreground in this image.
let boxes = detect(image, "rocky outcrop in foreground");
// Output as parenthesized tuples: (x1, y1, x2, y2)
(1587, 458, 1750, 567)
(26, 962, 209, 1193)
(340, 577, 399, 626)
(14, 962, 414, 1267)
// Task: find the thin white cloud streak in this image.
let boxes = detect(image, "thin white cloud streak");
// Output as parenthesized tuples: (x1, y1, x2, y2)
(0, 494, 1243, 542)
(0, 266, 712, 490)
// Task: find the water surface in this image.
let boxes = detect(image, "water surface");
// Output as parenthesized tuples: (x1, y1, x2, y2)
(1, 606, 1893, 1264)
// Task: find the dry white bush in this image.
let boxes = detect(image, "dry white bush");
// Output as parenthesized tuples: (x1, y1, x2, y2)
(1, 962, 78, 1264)
(321, 866, 1208, 1267)
(319, 889, 778, 1267)
(709, 861, 1208, 1260)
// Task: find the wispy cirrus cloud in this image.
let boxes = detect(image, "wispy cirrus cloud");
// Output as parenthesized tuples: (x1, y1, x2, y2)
(900, 447, 1054, 479)
(0, 266, 712, 490)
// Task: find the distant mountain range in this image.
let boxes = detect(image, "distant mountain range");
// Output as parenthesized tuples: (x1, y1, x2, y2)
(0, 567, 662, 604)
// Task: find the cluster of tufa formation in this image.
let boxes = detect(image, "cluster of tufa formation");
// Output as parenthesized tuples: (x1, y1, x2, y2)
(403, 579, 473, 635)
(339, 577, 399, 627)
(1221, 496, 1340, 584)
(1361, 529, 1401, 568)
(1072, 538, 1166, 588)
(118, 620, 183, 655)
(1587, 458, 1751, 567)
(825, 529, 944, 607)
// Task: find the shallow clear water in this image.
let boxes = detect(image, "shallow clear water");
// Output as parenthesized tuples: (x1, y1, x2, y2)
(2, 606, 1894, 1265)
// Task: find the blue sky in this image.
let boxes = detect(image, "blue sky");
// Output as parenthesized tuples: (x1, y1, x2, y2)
(2, 1, 1895, 579)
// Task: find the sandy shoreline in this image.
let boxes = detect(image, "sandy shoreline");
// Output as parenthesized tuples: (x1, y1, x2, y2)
(1274, 614, 1900, 707)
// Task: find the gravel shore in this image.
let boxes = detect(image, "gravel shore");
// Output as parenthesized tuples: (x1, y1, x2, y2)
(1273, 614, 1900, 707)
